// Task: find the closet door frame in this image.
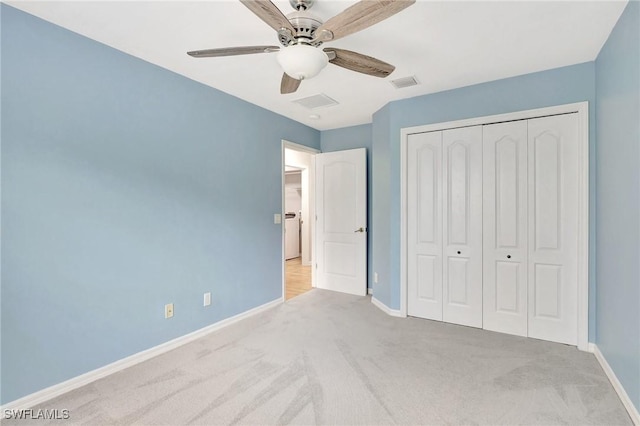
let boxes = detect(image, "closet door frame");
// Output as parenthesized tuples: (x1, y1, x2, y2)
(399, 101, 589, 351)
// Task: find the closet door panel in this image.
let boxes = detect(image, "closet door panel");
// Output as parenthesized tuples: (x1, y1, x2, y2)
(443, 126, 483, 328)
(407, 131, 443, 320)
(483, 121, 528, 336)
(527, 114, 579, 345)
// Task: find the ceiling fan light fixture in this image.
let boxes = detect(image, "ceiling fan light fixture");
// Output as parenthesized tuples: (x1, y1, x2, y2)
(277, 44, 328, 80)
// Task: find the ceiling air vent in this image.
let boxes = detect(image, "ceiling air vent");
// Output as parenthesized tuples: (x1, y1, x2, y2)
(390, 76, 419, 89)
(293, 93, 339, 110)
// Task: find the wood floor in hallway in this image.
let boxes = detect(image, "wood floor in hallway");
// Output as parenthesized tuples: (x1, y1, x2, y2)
(285, 257, 312, 300)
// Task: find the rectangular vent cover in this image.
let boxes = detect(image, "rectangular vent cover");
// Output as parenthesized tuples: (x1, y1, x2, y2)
(390, 76, 419, 89)
(293, 93, 339, 109)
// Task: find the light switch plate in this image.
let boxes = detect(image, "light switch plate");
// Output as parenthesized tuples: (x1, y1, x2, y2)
(204, 292, 211, 307)
(274, 213, 282, 224)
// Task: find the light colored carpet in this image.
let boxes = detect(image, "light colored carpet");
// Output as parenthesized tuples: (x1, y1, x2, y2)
(11, 289, 631, 425)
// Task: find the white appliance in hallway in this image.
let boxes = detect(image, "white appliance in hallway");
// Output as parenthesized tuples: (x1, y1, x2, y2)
(284, 212, 300, 260)
(284, 171, 302, 260)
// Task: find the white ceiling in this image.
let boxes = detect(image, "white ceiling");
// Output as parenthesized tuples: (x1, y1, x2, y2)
(6, 1, 627, 131)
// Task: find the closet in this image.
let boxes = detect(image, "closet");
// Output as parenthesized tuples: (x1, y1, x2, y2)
(407, 112, 580, 346)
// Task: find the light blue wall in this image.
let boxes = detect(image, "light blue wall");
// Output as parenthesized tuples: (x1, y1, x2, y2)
(371, 105, 393, 304)
(320, 124, 373, 289)
(595, 0, 640, 412)
(1, 5, 319, 404)
(371, 63, 597, 337)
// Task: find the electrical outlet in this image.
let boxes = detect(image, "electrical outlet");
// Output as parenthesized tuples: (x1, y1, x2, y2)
(204, 292, 211, 307)
(165, 303, 174, 319)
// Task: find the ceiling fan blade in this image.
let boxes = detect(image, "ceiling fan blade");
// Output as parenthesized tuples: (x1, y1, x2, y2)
(281, 73, 301, 94)
(187, 46, 280, 58)
(324, 48, 395, 78)
(314, 0, 415, 42)
(239, 0, 296, 34)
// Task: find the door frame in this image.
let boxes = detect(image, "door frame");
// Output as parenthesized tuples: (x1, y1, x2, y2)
(399, 101, 590, 351)
(282, 140, 320, 301)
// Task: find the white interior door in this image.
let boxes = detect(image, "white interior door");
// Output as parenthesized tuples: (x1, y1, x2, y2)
(527, 114, 579, 345)
(483, 121, 528, 336)
(316, 148, 367, 296)
(407, 131, 443, 320)
(442, 126, 483, 328)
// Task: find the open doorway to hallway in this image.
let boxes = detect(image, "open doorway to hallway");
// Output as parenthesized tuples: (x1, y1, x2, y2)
(283, 142, 317, 300)
(285, 257, 312, 300)
(284, 169, 311, 300)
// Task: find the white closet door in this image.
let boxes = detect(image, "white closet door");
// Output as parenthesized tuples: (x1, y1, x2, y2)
(527, 114, 579, 345)
(442, 126, 483, 328)
(407, 131, 443, 320)
(482, 121, 528, 336)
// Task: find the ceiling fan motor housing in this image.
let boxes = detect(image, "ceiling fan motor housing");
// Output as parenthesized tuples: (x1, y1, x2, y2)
(285, 11, 323, 43)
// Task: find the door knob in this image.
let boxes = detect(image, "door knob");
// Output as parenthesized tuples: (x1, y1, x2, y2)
(354, 227, 366, 233)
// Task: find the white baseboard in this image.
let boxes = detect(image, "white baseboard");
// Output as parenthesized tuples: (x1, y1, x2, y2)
(592, 344, 640, 425)
(371, 296, 404, 317)
(1, 298, 282, 412)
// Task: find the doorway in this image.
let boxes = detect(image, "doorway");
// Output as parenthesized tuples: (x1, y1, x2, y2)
(282, 141, 318, 300)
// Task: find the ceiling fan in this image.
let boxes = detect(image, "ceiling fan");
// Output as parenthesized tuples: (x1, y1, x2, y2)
(187, 0, 415, 94)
